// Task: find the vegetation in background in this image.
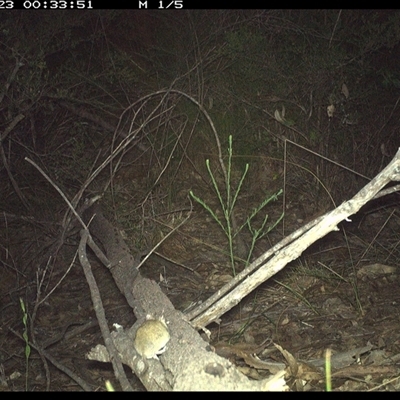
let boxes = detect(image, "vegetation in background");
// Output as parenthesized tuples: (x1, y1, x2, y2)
(190, 136, 283, 275)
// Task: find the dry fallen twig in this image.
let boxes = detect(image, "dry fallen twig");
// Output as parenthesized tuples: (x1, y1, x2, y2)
(188, 148, 400, 328)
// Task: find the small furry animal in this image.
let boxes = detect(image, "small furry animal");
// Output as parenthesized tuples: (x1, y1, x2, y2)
(133, 317, 170, 359)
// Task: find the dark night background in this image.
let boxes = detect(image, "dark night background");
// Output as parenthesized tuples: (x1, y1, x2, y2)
(1, 10, 400, 391)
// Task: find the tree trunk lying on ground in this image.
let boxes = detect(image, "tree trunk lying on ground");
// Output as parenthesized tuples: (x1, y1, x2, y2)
(82, 204, 286, 391)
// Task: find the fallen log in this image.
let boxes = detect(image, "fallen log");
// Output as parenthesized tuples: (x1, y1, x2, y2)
(82, 204, 286, 391)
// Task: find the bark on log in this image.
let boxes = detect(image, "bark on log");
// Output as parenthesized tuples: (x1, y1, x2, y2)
(83, 204, 285, 391)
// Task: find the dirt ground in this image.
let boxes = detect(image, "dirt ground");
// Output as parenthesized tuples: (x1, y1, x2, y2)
(1, 151, 400, 392)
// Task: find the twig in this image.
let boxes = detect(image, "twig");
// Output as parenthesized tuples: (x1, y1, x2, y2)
(329, 10, 342, 48)
(79, 229, 133, 392)
(137, 200, 193, 269)
(24, 158, 131, 389)
(9, 327, 92, 391)
(24, 157, 87, 230)
(188, 148, 400, 328)
(0, 114, 28, 209)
